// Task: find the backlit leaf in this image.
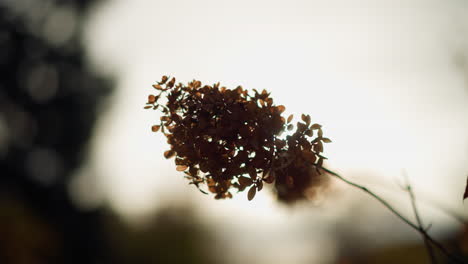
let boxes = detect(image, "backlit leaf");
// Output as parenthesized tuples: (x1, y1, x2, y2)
(257, 180, 263, 191)
(239, 176, 253, 187)
(249, 168, 257, 180)
(176, 165, 188, 171)
(148, 94, 156, 103)
(277, 105, 286, 114)
(311, 123, 321, 130)
(164, 150, 175, 159)
(152, 84, 163, 90)
(248, 186, 256, 201)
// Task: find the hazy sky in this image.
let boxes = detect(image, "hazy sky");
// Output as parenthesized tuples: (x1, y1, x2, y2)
(75, 0, 468, 262)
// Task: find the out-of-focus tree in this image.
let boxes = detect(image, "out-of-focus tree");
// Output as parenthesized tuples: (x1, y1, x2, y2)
(0, 0, 112, 263)
(0, 2, 225, 264)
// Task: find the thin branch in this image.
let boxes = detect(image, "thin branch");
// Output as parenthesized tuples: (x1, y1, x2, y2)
(383, 176, 466, 225)
(321, 166, 465, 264)
(402, 171, 437, 264)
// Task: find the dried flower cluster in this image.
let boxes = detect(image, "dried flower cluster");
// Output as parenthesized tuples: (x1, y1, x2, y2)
(144, 76, 331, 203)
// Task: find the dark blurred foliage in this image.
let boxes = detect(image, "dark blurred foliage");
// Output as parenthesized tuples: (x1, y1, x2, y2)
(0, 1, 219, 264)
(0, 0, 111, 263)
(104, 206, 220, 264)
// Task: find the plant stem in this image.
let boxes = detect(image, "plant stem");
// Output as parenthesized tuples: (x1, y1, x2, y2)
(321, 166, 465, 264)
(402, 171, 437, 264)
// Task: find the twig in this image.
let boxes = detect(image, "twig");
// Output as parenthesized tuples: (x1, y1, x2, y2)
(321, 166, 465, 264)
(402, 170, 437, 264)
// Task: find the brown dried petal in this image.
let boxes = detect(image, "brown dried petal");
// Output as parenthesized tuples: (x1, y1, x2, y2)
(257, 180, 263, 191)
(239, 176, 253, 187)
(248, 168, 257, 180)
(176, 165, 188, 171)
(164, 150, 175, 159)
(318, 128, 323, 138)
(277, 105, 286, 114)
(311, 123, 321, 130)
(247, 186, 257, 201)
(148, 95, 156, 103)
(153, 84, 163, 90)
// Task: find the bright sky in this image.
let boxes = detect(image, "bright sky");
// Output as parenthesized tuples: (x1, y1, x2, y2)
(75, 0, 468, 262)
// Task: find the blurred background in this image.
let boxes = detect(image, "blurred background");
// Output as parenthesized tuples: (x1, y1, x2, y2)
(1, 0, 468, 263)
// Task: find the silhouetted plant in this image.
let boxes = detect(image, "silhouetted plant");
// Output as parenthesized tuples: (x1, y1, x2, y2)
(145, 76, 331, 202)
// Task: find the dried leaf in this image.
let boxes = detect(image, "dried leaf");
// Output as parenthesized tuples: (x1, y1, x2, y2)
(287, 124, 293, 131)
(164, 150, 175, 159)
(297, 122, 307, 132)
(151, 125, 161, 132)
(209, 185, 217, 193)
(322, 137, 332, 143)
(248, 186, 257, 201)
(318, 128, 323, 138)
(314, 141, 323, 153)
(304, 115, 311, 125)
(167, 77, 176, 88)
(257, 180, 263, 191)
(311, 123, 321, 130)
(277, 105, 286, 114)
(144, 106, 152, 109)
(239, 176, 253, 187)
(161, 116, 171, 122)
(176, 165, 188, 171)
(249, 168, 257, 180)
(287, 114, 294, 123)
(152, 84, 163, 90)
